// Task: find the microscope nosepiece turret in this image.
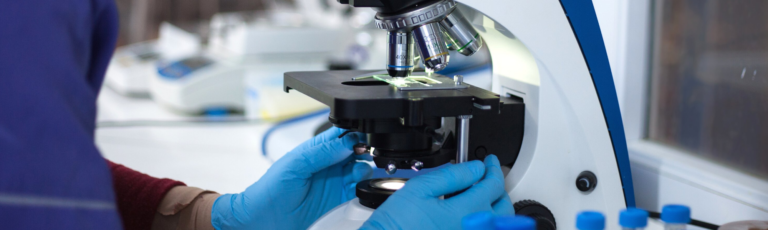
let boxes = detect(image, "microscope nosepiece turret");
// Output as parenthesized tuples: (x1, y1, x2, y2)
(374, 0, 476, 77)
(373, 0, 483, 76)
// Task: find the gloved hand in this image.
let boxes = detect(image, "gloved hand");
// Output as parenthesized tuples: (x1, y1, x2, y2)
(211, 127, 373, 230)
(360, 155, 514, 230)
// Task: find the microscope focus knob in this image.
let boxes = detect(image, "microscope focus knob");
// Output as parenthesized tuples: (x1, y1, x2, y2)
(513, 200, 556, 230)
(576, 171, 598, 192)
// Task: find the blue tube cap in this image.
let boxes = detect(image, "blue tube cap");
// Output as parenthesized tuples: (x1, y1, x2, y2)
(462, 211, 494, 230)
(619, 208, 649, 228)
(576, 211, 605, 230)
(661, 204, 691, 224)
(494, 215, 536, 230)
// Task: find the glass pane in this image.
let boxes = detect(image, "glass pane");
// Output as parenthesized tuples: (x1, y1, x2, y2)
(648, 0, 768, 179)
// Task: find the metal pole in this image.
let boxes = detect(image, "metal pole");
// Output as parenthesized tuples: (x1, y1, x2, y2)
(456, 115, 472, 163)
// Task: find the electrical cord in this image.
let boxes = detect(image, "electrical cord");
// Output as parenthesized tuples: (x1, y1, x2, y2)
(260, 109, 331, 161)
(646, 210, 720, 230)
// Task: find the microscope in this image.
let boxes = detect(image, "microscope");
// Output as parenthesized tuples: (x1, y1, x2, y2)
(284, 0, 636, 229)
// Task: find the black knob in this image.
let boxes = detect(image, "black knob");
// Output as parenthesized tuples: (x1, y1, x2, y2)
(514, 200, 556, 230)
(576, 171, 597, 192)
(337, 0, 349, 4)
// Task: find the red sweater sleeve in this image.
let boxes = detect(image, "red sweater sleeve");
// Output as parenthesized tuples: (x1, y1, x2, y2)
(107, 160, 186, 230)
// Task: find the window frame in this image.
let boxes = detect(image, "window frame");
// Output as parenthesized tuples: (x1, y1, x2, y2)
(614, 0, 768, 216)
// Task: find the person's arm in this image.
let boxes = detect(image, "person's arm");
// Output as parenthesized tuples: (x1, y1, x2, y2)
(150, 186, 219, 230)
(106, 160, 219, 230)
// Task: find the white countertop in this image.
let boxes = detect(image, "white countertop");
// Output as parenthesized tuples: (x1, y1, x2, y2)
(95, 86, 327, 194)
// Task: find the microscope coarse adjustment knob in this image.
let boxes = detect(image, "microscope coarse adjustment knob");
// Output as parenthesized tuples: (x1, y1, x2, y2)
(576, 171, 597, 192)
(513, 200, 556, 230)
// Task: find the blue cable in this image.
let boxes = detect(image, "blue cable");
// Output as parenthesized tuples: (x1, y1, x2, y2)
(261, 109, 331, 159)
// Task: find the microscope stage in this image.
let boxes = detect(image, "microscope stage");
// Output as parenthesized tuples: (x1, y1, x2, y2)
(283, 70, 504, 120)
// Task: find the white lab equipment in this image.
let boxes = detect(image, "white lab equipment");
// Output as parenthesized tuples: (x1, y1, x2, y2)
(150, 55, 245, 114)
(104, 41, 160, 97)
(105, 22, 201, 99)
(149, 8, 385, 115)
(283, 0, 638, 229)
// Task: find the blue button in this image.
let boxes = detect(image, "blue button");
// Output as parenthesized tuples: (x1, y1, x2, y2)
(576, 211, 605, 230)
(462, 211, 494, 230)
(494, 215, 536, 230)
(661, 204, 690, 224)
(205, 107, 228, 117)
(619, 208, 649, 228)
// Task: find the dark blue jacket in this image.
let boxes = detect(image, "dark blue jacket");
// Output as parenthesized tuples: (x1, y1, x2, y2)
(0, 0, 122, 228)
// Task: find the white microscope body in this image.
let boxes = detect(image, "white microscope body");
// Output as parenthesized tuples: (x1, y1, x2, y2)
(310, 0, 634, 229)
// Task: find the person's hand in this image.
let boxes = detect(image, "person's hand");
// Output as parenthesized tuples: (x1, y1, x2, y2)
(360, 155, 514, 230)
(211, 127, 373, 230)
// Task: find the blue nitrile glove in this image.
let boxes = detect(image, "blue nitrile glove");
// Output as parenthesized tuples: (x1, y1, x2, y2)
(211, 127, 374, 230)
(360, 155, 514, 230)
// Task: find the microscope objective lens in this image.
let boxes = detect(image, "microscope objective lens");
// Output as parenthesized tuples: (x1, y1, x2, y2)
(386, 31, 415, 77)
(439, 9, 483, 56)
(412, 22, 450, 72)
